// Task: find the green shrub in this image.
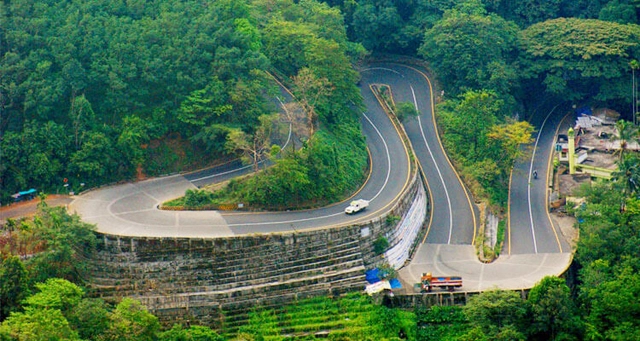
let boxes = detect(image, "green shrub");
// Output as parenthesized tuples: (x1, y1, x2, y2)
(495, 220, 506, 256)
(373, 236, 389, 255)
(386, 215, 401, 226)
(395, 102, 419, 122)
(171, 124, 368, 211)
(184, 189, 214, 208)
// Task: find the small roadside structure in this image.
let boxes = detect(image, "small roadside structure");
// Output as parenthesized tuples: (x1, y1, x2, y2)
(552, 108, 624, 212)
(559, 108, 623, 180)
(11, 189, 37, 203)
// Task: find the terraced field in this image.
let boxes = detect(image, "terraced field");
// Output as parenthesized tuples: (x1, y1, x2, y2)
(221, 294, 415, 340)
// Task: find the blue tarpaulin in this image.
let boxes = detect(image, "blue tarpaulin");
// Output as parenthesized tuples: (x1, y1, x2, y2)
(11, 189, 37, 200)
(389, 278, 402, 289)
(365, 269, 381, 284)
(576, 106, 592, 116)
(18, 189, 37, 196)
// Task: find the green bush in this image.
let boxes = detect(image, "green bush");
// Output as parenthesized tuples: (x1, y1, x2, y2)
(495, 220, 506, 256)
(172, 124, 368, 210)
(184, 189, 214, 208)
(373, 237, 389, 255)
(386, 215, 401, 226)
(395, 102, 419, 122)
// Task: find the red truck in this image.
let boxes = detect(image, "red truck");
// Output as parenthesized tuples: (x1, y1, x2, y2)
(421, 272, 463, 292)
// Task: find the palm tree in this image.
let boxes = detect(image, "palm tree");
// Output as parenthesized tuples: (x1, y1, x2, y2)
(613, 119, 639, 160)
(613, 153, 640, 196)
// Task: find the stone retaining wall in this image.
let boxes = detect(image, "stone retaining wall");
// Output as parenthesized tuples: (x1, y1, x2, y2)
(86, 171, 426, 328)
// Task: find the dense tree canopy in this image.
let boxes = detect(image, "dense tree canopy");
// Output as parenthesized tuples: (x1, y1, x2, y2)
(437, 90, 533, 205)
(417, 281, 586, 340)
(0, 204, 98, 308)
(0, 256, 28, 320)
(0, 0, 272, 200)
(463, 290, 528, 338)
(0, 0, 367, 205)
(331, 0, 638, 55)
(519, 18, 640, 104)
(419, 2, 520, 98)
(571, 177, 640, 339)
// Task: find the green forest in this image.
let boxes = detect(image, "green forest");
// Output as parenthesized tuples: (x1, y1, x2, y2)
(1, 0, 640, 340)
(3, 0, 640, 207)
(0, 0, 367, 207)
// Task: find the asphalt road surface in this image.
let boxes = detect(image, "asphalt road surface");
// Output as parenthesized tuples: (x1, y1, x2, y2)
(70, 72, 412, 237)
(508, 106, 571, 255)
(361, 63, 476, 245)
(69, 61, 572, 291)
(378, 63, 571, 290)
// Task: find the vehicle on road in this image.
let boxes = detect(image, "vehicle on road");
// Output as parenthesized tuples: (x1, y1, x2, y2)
(420, 272, 462, 292)
(345, 199, 369, 214)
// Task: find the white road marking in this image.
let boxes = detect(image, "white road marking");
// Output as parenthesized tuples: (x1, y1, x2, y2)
(363, 113, 391, 202)
(527, 106, 557, 254)
(228, 112, 392, 227)
(191, 163, 253, 183)
(413, 85, 454, 244)
(360, 67, 403, 76)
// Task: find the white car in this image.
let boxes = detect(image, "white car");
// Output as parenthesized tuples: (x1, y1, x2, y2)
(345, 199, 369, 214)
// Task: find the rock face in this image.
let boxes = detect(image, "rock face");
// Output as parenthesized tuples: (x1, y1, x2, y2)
(86, 173, 426, 328)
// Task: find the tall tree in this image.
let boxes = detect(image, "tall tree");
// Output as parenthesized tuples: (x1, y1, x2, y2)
(116, 115, 150, 176)
(351, 0, 404, 52)
(613, 119, 639, 160)
(0, 278, 85, 340)
(226, 113, 280, 172)
(177, 79, 232, 129)
(22, 278, 83, 314)
(527, 276, 582, 340)
(23, 206, 98, 284)
(0, 256, 28, 320)
(67, 299, 111, 340)
(512, 0, 562, 27)
(68, 130, 119, 186)
(419, 3, 519, 97)
(581, 263, 640, 340)
(463, 289, 528, 338)
(486, 120, 534, 171)
(0, 307, 80, 340)
(519, 18, 640, 104)
(68, 94, 95, 150)
(614, 153, 640, 196)
(437, 89, 532, 205)
(599, 0, 638, 24)
(292, 68, 334, 136)
(437, 90, 502, 160)
(101, 298, 160, 341)
(262, 20, 315, 76)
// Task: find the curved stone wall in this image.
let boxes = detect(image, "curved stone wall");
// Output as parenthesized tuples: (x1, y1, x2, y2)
(86, 170, 427, 328)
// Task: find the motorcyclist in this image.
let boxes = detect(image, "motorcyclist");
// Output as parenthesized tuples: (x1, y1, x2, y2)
(533, 169, 538, 179)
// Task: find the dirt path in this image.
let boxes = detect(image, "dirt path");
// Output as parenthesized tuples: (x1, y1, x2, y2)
(0, 195, 74, 223)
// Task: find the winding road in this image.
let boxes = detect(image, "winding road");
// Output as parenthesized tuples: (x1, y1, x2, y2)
(70, 61, 572, 292)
